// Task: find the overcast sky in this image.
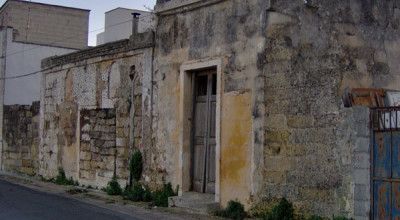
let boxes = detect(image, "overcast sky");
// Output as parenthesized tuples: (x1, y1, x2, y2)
(0, 0, 157, 46)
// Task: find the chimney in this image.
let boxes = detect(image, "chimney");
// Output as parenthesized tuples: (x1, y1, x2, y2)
(132, 12, 141, 35)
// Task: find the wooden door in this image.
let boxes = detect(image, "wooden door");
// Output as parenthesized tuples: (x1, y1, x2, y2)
(192, 70, 216, 194)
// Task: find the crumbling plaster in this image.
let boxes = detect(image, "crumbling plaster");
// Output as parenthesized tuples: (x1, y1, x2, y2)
(153, 0, 269, 208)
(40, 37, 154, 188)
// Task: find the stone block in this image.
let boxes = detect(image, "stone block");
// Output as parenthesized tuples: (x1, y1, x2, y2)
(266, 114, 287, 130)
(264, 171, 287, 184)
(116, 138, 126, 147)
(81, 133, 90, 141)
(298, 188, 334, 202)
(354, 200, 369, 217)
(265, 142, 284, 156)
(79, 170, 95, 180)
(21, 159, 33, 168)
(101, 133, 116, 141)
(80, 143, 90, 151)
(264, 156, 294, 172)
(266, 130, 290, 144)
(287, 115, 315, 128)
(353, 168, 369, 184)
(80, 152, 92, 161)
(80, 160, 92, 170)
(286, 144, 307, 156)
(354, 184, 369, 201)
(98, 170, 114, 178)
(266, 11, 296, 28)
(352, 152, 370, 169)
(354, 137, 370, 153)
(104, 141, 115, 148)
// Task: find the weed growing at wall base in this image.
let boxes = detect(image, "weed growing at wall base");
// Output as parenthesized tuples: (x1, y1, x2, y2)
(104, 176, 123, 196)
(214, 200, 247, 220)
(152, 183, 177, 207)
(123, 182, 152, 202)
(54, 168, 77, 186)
(249, 198, 354, 220)
(129, 150, 143, 185)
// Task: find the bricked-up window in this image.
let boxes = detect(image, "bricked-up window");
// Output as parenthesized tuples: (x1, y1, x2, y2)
(79, 109, 116, 181)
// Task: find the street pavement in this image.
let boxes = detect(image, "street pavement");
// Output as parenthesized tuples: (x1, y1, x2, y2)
(0, 179, 139, 220)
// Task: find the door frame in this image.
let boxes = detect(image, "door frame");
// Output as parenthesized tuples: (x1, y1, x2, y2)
(179, 58, 222, 203)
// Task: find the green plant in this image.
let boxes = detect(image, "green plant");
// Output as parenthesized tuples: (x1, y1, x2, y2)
(105, 176, 122, 195)
(124, 182, 145, 202)
(123, 182, 153, 202)
(215, 200, 247, 220)
(264, 198, 294, 220)
(143, 185, 153, 202)
(129, 150, 143, 186)
(55, 168, 75, 185)
(152, 183, 176, 207)
(308, 215, 324, 220)
(332, 217, 353, 220)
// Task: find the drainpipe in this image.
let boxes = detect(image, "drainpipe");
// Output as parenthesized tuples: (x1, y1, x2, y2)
(132, 13, 141, 35)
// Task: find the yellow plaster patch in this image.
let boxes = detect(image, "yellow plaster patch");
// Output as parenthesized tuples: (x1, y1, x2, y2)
(220, 91, 252, 208)
(62, 143, 78, 180)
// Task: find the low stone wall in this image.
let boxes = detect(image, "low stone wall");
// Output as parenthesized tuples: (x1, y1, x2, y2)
(2, 102, 40, 175)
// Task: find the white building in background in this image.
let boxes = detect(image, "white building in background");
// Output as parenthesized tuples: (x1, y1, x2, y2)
(96, 8, 155, 45)
(0, 0, 90, 105)
(0, 0, 89, 171)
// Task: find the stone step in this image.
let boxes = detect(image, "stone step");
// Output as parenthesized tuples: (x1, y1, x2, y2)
(168, 192, 220, 215)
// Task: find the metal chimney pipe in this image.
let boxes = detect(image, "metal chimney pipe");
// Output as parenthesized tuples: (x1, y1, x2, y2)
(132, 12, 141, 35)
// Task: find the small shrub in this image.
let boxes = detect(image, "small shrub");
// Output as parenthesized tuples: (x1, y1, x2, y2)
(105, 176, 122, 196)
(124, 182, 145, 202)
(264, 198, 294, 220)
(129, 150, 143, 185)
(215, 200, 247, 220)
(308, 215, 324, 220)
(124, 182, 153, 202)
(142, 185, 153, 202)
(55, 168, 75, 185)
(153, 183, 176, 207)
(332, 216, 353, 220)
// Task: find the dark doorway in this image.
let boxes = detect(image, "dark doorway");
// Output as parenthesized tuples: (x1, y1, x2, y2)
(191, 69, 216, 194)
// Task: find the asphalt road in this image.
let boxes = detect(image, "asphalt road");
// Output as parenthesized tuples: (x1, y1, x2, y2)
(0, 179, 139, 220)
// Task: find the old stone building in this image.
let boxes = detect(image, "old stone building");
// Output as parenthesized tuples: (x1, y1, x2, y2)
(151, 0, 399, 218)
(0, 1, 89, 177)
(39, 31, 154, 188)
(2, 0, 400, 219)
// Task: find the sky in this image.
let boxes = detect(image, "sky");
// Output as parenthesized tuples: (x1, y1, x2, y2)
(0, 0, 157, 46)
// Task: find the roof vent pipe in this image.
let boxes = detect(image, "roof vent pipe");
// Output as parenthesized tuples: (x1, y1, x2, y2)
(132, 12, 141, 35)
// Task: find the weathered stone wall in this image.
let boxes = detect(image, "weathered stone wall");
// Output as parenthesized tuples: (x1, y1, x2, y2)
(154, 0, 400, 218)
(2, 102, 40, 175)
(40, 36, 153, 188)
(260, 0, 400, 218)
(153, 0, 268, 207)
